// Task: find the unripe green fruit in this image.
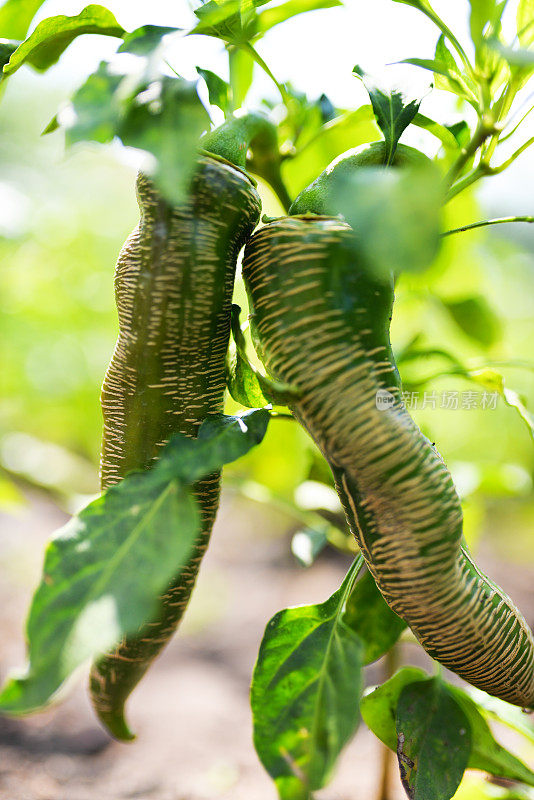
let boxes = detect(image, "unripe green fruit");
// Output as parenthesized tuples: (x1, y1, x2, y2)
(290, 141, 431, 216)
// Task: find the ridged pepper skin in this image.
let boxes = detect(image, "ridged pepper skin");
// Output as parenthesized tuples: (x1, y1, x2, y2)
(89, 155, 261, 740)
(242, 216, 534, 708)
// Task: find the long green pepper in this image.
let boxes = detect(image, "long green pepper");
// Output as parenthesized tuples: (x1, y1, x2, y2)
(242, 215, 534, 708)
(89, 114, 285, 740)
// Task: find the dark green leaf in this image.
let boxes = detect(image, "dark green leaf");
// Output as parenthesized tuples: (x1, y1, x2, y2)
(396, 678, 471, 800)
(342, 567, 406, 664)
(251, 557, 365, 796)
(0, 410, 268, 715)
(3, 5, 124, 75)
(362, 670, 534, 787)
(0, 474, 200, 714)
(353, 66, 423, 163)
(257, 0, 341, 34)
(448, 685, 534, 786)
(118, 77, 211, 205)
(197, 65, 230, 113)
(442, 296, 501, 347)
(118, 25, 179, 56)
(0, 37, 18, 71)
(361, 667, 428, 750)
(0, 0, 46, 39)
(332, 162, 443, 277)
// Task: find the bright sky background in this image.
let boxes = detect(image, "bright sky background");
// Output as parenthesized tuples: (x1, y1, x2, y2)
(8, 0, 534, 213)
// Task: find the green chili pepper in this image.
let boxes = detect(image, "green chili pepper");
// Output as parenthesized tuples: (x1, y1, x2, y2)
(242, 215, 534, 709)
(89, 114, 285, 740)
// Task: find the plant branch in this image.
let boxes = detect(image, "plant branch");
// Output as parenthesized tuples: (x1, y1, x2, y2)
(376, 645, 399, 800)
(444, 120, 495, 191)
(441, 216, 534, 236)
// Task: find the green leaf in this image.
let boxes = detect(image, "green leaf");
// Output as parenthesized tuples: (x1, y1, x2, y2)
(353, 66, 423, 164)
(257, 0, 341, 34)
(228, 305, 300, 407)
(400, 57, 477, 106)
(448, 685, 534, 786)
(362, 671, 534, 787)
(342, 567, 406, 665)
(361, 667, 428, 750)
(3, 5, 125, 75)
(517, 0, 534, 47)
(0, 475, 200, 714)
(0, 410, 269, 715)
(396, 678, 471, 800)
(197, 66, 230, 113)
(412, 112, 462, 150)
(251, 556, 365, 796)
(191, 0, 258, 45)
(118, 77, 211, 206)
(66, 60, 124, 145)
(467, 688, 534, 745)
(118, 25, 179, 56)
(442, 296, 501, 348)
(227, 306, 269, 408)
(0, 0, 46, 39)
(332, 162, 443, 278)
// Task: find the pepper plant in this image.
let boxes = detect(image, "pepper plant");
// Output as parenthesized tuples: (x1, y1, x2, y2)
(1, 1, 534, 799)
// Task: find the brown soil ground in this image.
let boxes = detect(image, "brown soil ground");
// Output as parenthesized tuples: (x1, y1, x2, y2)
(0, 489, 533, 800)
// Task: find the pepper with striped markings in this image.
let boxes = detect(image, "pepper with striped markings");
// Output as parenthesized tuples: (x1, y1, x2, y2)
(242, 215, 534, 708)
(88, 115, 283, 739)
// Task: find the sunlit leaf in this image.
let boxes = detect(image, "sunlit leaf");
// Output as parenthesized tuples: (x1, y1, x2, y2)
(468, 688, 534, 745)
(197, 65, 230, 113)
(257, 0, 341, 33)
(449, 686, 534, 786)
(0, 475, 200, 714)
(229, 44, 254, 108)
(251, 556, 364, 797)
(118, 24, 179, 56)
(0, 0, 46, 39)
(0, 410, 269, 714)
(353, 66, 423, 163)
(396, 678, 471, 800)
(343, 567, 406, 664)
(3, 5, 124, 75)
(361, 667, 428, 750)
(469, 0, 503, 47)
(412, 112, 462, 150)
(400, 57, 477, 106)
(517, 0, 534, 47)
